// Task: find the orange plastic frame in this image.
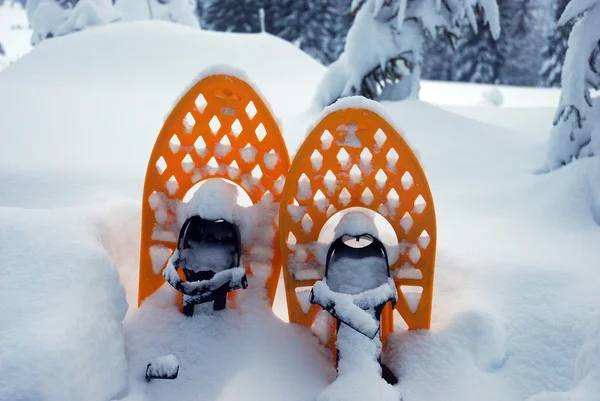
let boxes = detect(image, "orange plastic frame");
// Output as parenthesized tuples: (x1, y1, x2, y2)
(138, 73, 290, 308)
(279, 106, 437, 351)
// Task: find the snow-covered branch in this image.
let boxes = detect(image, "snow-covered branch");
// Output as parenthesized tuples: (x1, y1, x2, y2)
(315, 0, 501, 106)
(546, 0, 600, 169)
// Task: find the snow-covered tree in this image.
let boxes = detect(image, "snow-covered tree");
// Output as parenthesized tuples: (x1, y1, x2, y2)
(27, 0, 122, 45)
(314, 0, 501, 106)
(27, 0, 68, 44)
(55, 0, 122, 37)
(114, 0, 200, 28)
(539, 0, 571, 87)
(545, 0, 600, 170)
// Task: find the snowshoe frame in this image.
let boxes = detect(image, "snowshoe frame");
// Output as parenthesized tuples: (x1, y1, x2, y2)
(138, 72, 290, 311)
(279, 104, 437, 354)
(169, 216, 244, 315)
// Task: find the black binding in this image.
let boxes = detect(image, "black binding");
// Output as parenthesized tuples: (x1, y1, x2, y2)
(170, 216, 246, 316)
(315, 232, 399, 385)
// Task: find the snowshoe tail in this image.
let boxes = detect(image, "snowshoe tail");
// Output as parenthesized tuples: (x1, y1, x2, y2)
(381, 362, 398, 385)
(138, 68, 290, 312)
(145, 355, 180, 382)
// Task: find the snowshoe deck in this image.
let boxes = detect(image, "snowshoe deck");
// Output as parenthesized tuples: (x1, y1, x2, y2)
(138, 70, 290, 311)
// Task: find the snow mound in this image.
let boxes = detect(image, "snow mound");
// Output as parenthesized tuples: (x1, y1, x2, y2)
(0, 206, 129, 401)
(527, 311, 600, 401)
(0, 21, 324, 207)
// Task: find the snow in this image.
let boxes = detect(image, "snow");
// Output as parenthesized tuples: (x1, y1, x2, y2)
(558, 0, 599, 25)
(1, 18, 600, 401)
(29, 0, 65, 45)
(181, 179, 239, 223)
(311, 275, 399, 401)
(544, 1, 600, 170)
(56, 0, 122, 37)
(115, 0, 199, 28)
(240, 145, 258, 163)
(394, 263, 423, 280)
(0, 2, 32, 71)
(311, 278, 397, 339)
(317, 321, 399, 401)
(0, 206, 129, 400)
(122, 286, 332, 401)
(145, 354, 179, 380)
(150, 244, 172, 274)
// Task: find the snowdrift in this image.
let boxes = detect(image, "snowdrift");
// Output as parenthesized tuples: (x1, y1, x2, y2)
(1, 20, 599, 401)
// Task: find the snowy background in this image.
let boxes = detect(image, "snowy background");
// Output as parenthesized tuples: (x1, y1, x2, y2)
(0, 0, 576, 88)
(1, 1, 600, 401)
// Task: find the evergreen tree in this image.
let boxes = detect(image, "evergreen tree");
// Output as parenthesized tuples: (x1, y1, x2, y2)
(539, 0, 572, 87)
(329, 0, 353, 63)
(499, 0, 541, 86)
(298, 0, 337, 64)
(202, 0, 268, 33)
(273, 0, 343, 65)
(315, 0, 501, 105)
(422, 28, 455, 81)
(454, 17, 504, 84)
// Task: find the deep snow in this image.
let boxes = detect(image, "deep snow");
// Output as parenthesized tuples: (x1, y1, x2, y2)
(1, 20, 600, 401)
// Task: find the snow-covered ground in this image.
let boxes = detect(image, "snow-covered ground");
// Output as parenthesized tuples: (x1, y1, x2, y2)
(1, 21, 599, 401)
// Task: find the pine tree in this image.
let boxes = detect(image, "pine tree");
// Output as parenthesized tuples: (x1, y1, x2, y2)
(499, 0, 541, 86)
(202, 0, 268, 33)
(422, 28, 455, 81)
(329, 0, 353, 64)
(454, 18, 503, 84)
(272, 0, 342, 65)
(299, 0, 337, 64)
(539, 0, 572, 87)
(545, 0, 600, 169)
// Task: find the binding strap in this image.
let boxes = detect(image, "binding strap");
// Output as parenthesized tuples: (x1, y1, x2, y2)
(164, 215, 245, 298)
